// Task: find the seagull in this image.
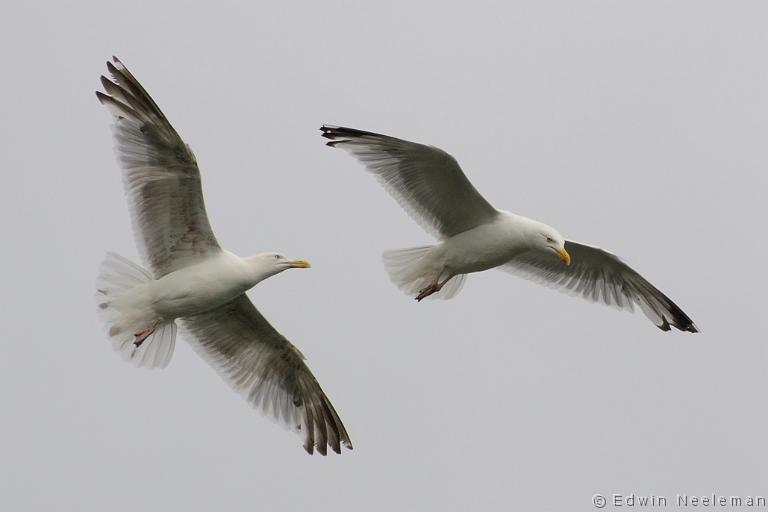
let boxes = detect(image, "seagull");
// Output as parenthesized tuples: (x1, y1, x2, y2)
(94, 57, 352, 455)
(321, 125, 698, 333)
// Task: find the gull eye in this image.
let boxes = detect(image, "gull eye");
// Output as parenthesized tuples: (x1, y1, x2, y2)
(274, 254, 281, 260)
(546, 236, 554, 243)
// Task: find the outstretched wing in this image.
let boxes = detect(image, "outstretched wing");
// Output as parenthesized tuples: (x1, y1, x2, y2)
(501, 241, 698, 332)
(97, 57, 219, 277)
(181, 295, 353, 455)
(321, 125, 499, 239)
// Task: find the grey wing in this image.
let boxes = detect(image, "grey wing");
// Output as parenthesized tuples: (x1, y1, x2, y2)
(501, 241, 698, 332)
(180, 295, 353, 455)
(97, 57, 219, 277)
(321, 125, 499, 239)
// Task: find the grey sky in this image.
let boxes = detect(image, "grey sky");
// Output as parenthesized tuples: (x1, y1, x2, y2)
(2, 1, 766, 510)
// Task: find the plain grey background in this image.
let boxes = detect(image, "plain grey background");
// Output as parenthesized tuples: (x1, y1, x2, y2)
(1, 1, 766, 510)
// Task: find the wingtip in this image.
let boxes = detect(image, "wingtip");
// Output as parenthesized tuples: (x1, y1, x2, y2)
(301, 433, 352, 455)
(321, 126, 346, 146)
(303, 441, 351, 455)
(106, 60, 119, 76)
(658, 316, 700, 334)
(320, 125, 340, 141)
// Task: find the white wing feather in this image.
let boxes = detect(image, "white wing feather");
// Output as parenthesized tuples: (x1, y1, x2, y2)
(97, 57, 219, 277)
(321, 125, 498, 239)
(501, 241, 698, 332)
(181, 295, 353, 455)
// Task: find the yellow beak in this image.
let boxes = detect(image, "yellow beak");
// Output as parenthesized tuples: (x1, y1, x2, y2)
(288, 259, 311, 269)
(557, 248, 571, 266)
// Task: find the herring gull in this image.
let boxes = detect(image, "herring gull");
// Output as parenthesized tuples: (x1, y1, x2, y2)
(95, 57, 353, 455)
(321, 125, 697, 333)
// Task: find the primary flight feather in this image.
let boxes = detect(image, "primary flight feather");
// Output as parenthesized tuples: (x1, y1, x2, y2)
(95, 57, 352, 455)
(321, 125, 697, 333)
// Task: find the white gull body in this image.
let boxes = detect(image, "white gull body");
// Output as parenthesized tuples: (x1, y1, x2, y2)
(422, 213, 554, 274)
(107, 251, 284, 330)
(95, 57, 352, 455)
(321, 125, 698, 333)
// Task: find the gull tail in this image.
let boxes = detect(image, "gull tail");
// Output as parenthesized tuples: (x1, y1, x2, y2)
(382, 246, 465, 300)
(95, 252, 177, 369)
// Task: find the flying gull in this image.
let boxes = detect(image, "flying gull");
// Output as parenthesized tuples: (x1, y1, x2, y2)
(321, 125, 697, 333)
(95, 57, 353, 455)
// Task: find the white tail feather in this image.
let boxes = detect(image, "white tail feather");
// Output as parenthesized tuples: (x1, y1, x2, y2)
(382, 246, 466, 300)
(96, 252, 176, 369)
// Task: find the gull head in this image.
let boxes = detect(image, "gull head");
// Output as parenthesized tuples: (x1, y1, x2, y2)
(247, 252, 311, 280)
(532, 226, 570, 266)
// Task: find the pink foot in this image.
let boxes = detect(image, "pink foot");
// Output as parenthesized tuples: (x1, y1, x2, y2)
(133, 325, 156, 347)
(415, 283, 441, 302)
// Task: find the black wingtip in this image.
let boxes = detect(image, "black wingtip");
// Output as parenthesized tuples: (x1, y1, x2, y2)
(658, 315, 699, 333)
(656, 317, 701, 334)
(111, 56, 126, 69)
(320, 126, 350, 147)
(671, 311, 700, 334)
(106, 60, 119, 77)
(305, 439, 351, 455)
(320, 124, 391, 141)
(319, 125, 338, 139)
(648, 287, 700, 334)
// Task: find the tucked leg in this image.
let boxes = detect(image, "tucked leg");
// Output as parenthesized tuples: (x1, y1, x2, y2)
(415, 283, 440, 301)
(415, 272, 456, 302)
(133, 325, 156, 347)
